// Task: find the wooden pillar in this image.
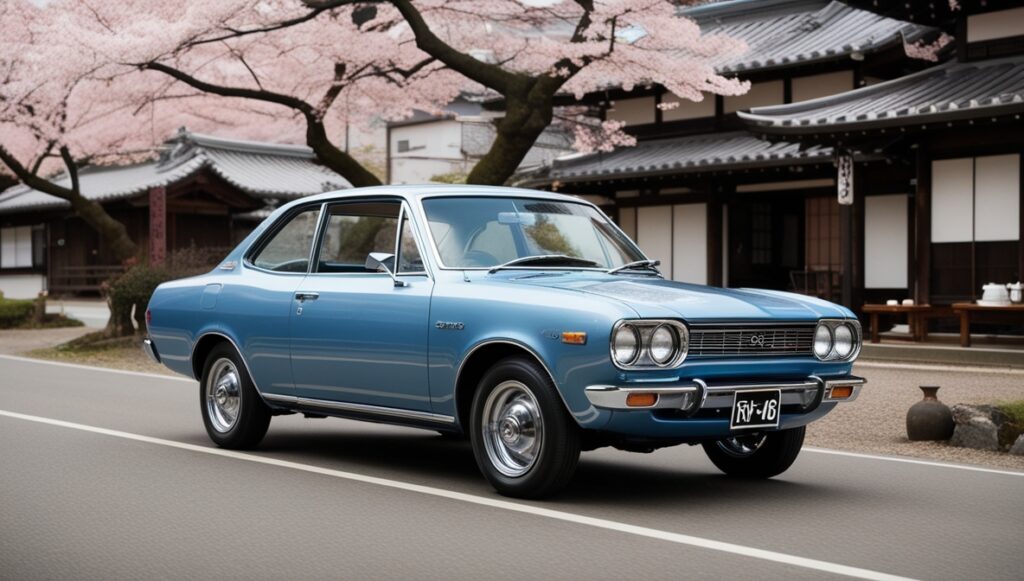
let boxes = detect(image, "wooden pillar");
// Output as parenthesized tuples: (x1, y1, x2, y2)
(840, 202, 854, 308)
(914, 148, 931, 305)
(853, 167, 866, 312)
(149, 186, 167, 266)
(706, 198, 723, 287)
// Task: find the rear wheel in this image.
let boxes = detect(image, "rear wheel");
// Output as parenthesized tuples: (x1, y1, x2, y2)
(200, 343, 271, 449)
(470, 356, 580, 499)
(702, 426, 805, 478)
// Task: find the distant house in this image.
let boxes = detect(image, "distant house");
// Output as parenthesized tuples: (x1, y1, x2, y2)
(0, 129, 349, 298)
(387, 97, 572, 184)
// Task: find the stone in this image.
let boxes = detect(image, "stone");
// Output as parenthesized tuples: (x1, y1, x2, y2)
(949, 404, 1000, 451)
(1010, 434, 1024, 456)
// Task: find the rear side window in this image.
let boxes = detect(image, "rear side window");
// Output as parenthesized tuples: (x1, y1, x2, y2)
(250, 207, 321, 272)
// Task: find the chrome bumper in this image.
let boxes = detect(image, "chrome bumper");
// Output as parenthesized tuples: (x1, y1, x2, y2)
(584, 375, 866, 411)
(142, 337, 160, 364)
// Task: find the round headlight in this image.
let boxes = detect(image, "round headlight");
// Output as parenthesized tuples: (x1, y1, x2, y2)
(612, 325, 640, 365)
(649, 324, 678, 365)
(813, 324, 833, 359)
(833, 324, 854, 358)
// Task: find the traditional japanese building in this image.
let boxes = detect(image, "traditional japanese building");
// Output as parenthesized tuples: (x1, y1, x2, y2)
(517, 0, 947, 308)
(0, 130, 349, 297)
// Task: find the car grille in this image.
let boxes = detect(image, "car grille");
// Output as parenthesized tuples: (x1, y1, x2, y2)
(687, 324, 815, 358)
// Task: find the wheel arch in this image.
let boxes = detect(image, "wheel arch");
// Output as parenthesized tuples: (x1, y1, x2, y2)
(453, 339, 569, 432)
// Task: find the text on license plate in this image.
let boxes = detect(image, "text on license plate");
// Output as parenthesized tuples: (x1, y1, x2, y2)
(730, 389, 782, 430)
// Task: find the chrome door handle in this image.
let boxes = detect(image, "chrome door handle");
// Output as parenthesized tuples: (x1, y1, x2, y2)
(295, 292, 319, 302)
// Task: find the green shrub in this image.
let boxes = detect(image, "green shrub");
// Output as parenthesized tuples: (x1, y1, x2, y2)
(107, 264, 175, 335)
(0, 298, 35, 329)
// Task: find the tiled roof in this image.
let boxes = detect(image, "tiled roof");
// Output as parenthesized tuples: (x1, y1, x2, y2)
(684, 0, 938, 73)
(739, 55, 1024, 134)
(516, 132, 833, 186)
(0, 130, 350, 214)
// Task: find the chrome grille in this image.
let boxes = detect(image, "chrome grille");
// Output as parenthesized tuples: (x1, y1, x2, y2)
(688, 325, 815, 358)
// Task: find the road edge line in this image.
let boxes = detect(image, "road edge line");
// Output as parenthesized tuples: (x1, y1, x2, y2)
(0, 354, 193, 382)
(0, 408, 914, 581)
(804, 447, 1024, 477)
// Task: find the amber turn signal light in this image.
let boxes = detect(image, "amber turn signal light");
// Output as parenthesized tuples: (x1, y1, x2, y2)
(830, 385, 854, 399)
(561, 331, 587, 345)
(625, 392, 658, 407)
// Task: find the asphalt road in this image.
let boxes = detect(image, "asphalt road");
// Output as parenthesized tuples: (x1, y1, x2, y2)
(1, 356, 1022, 580)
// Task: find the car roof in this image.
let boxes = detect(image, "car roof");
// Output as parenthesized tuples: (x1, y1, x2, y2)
(290, 184, 584, 206)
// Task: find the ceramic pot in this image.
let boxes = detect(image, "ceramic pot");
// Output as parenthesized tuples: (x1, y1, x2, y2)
(906, 386, 955, 441)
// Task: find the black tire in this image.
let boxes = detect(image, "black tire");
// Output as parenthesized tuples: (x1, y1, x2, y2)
(470, 356, 581, 499)
(200, 343, 271, 449)
(702, 426, 806, 478)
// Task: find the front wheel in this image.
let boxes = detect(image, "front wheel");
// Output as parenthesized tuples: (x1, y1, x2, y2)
(470, 357, 580, 499)
(200, 343, 271, 449)
(702, 426, 805, 478)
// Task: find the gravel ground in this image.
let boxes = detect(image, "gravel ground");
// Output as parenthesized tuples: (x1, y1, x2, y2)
(8, 327, 1024, 470)
(807, 362, 1024, 470)
(0, 327, 92, 355)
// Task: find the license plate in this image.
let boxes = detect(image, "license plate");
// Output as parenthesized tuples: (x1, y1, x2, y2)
(730, 389, 782, 430)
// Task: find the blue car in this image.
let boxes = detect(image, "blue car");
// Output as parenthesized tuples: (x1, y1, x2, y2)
(145, 185, 864, 498)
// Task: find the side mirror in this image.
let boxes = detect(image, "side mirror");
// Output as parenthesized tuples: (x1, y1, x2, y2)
(366, 252, 408, 287)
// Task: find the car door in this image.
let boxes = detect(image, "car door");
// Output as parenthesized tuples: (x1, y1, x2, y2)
(289, 199, 434, 412)
(226, 203, 323, 398)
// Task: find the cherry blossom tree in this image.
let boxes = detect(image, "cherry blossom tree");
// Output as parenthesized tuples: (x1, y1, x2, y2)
(77, 0, 748, 185)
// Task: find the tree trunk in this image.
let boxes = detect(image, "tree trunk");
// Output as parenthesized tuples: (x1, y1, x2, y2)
(67, 195, 138, 262)
(466, 94, 553, 186)
(306, 119, 383, 188)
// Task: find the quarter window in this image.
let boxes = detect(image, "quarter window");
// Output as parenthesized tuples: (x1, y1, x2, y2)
(251, 207, 321, 273)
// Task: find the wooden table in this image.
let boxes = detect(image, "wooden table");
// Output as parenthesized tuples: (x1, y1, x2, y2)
(951, 303, 1024, 347)
(861, 304, 936, 343)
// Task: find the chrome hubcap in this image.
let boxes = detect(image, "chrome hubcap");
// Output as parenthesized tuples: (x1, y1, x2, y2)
(205, 358, 241, 433)
(482, 380, 543, 477)
(717, 433, 767, 458)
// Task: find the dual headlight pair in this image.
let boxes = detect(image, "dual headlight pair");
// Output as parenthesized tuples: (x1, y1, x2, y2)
(611, 320, 689, 369)
(813, 320, 861, 361)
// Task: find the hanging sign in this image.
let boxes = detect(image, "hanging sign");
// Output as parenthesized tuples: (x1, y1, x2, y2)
(836, 152, 854, 206)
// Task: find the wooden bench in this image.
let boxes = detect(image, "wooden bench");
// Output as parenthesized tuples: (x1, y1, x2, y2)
(951, 303, 1024, 347)
(862, 304, 935, 343)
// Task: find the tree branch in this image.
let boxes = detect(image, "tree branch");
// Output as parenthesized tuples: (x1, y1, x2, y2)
(0, 143, 76, 202)
(141, 61, 316, 115)
(59, 146, 81, 196)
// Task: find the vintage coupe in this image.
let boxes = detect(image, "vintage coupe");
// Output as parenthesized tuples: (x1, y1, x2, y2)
(145, 185, 864, 498)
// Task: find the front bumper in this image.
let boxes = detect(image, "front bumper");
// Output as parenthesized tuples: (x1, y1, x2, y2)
(142, 337, 160, 364)
(584, 375, 866, 412)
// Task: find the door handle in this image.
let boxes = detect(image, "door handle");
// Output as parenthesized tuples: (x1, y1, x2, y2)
(295, 292, 319, 302)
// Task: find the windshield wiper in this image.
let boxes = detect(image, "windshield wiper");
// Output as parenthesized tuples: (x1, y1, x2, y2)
(487, 254, 601, 274)
(607, 259, 662, 275)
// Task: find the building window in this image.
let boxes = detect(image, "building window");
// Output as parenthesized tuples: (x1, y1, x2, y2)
(396, 140, 411, 153)
(0, 225, 35, 269)
(751, 203, 772, 265)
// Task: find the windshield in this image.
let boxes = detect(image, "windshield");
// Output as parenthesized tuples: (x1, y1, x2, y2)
(421, 197, 646, 269)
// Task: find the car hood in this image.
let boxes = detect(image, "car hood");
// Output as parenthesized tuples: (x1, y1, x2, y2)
(495, 272, 849, 321)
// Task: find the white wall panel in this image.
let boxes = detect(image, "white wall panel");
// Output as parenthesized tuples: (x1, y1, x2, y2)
(672, 204, 707, 284)
(0, 274, 45, 299)
(618, 207, 637, 241)
(931, 158, 974, 243)
(724, 80, 784, 113)
(606, 96, 656, 126)
(865, 195, 909, 288)
(968, 7, 1024, 42)
(637, 206, 673, 279)
(791, 71, 854, 103)
(974, 154, 1020, 242)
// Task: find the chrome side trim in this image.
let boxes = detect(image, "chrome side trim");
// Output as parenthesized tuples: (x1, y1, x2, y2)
(263, 393, 455, 425)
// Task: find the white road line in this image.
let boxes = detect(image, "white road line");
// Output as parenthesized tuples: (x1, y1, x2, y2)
(0, 354, 193, 382)
(0, 409, 913, 581)
(805, 447, 1024, 477)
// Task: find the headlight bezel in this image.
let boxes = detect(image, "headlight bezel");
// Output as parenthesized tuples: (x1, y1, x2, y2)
(813, 319, 861, 362)
(610, 319, 689, 370)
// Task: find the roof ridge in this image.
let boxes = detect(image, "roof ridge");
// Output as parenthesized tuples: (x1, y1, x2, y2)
(174, 129, 315, 159)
